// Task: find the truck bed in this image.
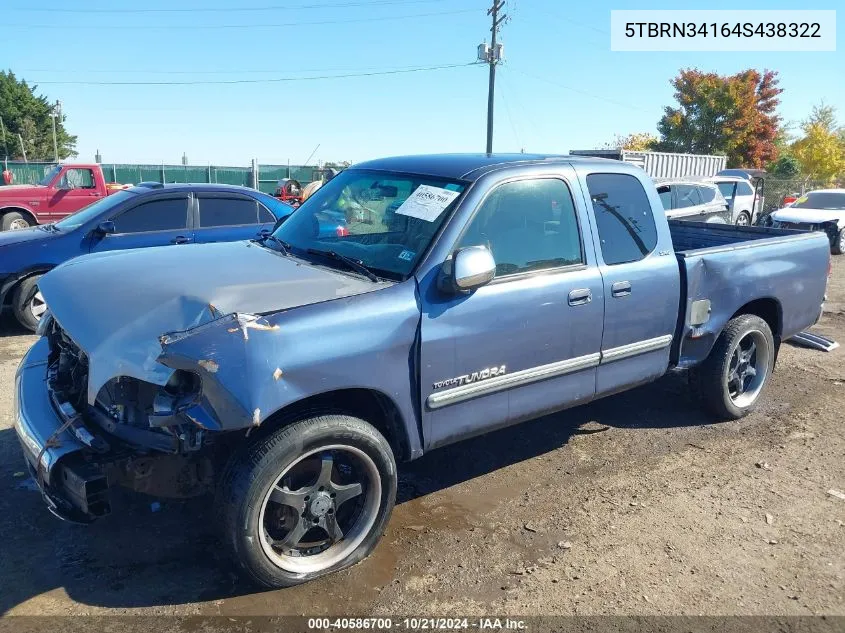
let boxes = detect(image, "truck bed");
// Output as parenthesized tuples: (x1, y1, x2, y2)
(669, 221, 811, 255)
(668, 221, 831, 369)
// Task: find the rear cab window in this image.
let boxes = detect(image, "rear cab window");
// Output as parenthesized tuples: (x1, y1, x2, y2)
(586, 173, 658, 265)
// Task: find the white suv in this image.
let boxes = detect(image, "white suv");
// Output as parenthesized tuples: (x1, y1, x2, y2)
(708, 176, 762, 226)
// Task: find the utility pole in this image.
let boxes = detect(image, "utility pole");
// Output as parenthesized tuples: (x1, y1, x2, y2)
(0, 116, 7, 159)
(49, 100, 62, 162)
(18, 134, 27, 162)
(481, 0, 506, 154)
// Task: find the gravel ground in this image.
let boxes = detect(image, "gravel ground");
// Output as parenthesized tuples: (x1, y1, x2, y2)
(0, 260, 843, 617)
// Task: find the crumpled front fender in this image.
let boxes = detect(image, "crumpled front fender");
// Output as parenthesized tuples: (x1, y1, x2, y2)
(157, 312, 283, 431)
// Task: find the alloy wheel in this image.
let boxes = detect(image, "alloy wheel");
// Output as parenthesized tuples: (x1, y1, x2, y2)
(727, 330, 770, 408)
(258, 444, 381, 574)
(29, 290, 47, 321)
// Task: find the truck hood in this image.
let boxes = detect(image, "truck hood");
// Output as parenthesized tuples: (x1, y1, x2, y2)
(39, 240, 392, 403)
(770, 207, 845, 227)
(0, 184, 44, 196)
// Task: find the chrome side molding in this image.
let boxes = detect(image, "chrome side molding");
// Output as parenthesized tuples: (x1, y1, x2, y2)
(426, 334, 673, 409)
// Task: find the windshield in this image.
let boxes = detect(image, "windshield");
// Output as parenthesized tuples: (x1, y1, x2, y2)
(791, 192, 845, 211)
(274, 169, 466, 279)
(38, 165, 63, 186)
(55, 189, 136, 230)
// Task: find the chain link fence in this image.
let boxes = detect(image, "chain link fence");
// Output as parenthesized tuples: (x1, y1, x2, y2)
(2, 161, 322, 195)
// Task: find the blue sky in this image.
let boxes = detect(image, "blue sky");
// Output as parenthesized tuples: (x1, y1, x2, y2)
(3, 0, 842, 166)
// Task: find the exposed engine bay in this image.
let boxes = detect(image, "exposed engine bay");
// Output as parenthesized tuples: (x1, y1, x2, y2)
(41, 317, 216, 521)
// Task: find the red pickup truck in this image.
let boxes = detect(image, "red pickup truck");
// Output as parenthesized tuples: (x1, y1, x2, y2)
(0, 164, 122, 231)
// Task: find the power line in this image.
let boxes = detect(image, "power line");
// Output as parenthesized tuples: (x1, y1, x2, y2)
(6, 0, 450, 13)
(505, 67, 650, 113)
(20, 62, 471, 76)
(7, 7, 479, 29)
(34, 62, 481, 86)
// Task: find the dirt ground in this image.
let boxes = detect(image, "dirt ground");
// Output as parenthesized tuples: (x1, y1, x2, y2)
(0, 261, 843, 618)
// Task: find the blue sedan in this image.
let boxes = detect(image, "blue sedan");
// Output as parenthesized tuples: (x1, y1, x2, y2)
(0, 183, 295, 331)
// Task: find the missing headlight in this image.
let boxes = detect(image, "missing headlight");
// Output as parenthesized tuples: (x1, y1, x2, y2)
(153, 370, 202, 417)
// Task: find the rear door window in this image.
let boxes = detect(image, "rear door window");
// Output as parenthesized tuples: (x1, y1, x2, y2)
(675, 184, 702, 208)
(698, 185, 717, 203)
(736, 181, 754, 196)
(198, 197, 260, 227)
(586, 173, 658, 266)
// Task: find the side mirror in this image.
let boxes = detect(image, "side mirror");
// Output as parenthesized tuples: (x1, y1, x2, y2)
(95, 220, 115, 235)
(442, 245, 496, 293)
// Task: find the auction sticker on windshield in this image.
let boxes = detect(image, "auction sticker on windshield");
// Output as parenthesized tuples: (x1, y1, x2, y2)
(395, 185, 461, 222)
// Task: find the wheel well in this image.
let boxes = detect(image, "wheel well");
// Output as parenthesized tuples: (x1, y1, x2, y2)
(1, 269, 50, 308)
(258, 389, 411, 462)
(731, 298, 782, 340)
(1, 207, 37, 225)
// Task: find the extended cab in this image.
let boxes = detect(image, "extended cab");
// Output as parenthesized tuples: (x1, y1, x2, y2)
(0, 164, 113, 230)
(15, 154, 830, 588)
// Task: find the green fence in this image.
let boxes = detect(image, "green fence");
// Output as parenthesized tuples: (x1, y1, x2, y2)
(3, 161, 320, 194)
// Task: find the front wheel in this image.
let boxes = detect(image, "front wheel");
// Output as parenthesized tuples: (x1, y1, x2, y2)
(216, 414, 397, 588)
(12, 275, 46, 332)
(832, 228, 845, 255)
(2, 211, 32, 231)
(691, 315, 775, 420)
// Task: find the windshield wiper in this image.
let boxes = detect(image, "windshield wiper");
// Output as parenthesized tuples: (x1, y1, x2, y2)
(306, 248, 380, 282)
(38, 223, 59, 232)
(253, 233, 291, 255)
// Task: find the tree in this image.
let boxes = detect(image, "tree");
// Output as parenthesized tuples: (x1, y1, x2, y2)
(604, 132, 658, 151)
(769, 155, 801, 179)
(0, 71, 77, 161)
(656, 68, 782, 168)
(790, 104, 845, 184)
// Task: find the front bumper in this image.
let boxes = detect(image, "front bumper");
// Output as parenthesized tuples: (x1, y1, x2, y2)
(14, 337, 110, 521)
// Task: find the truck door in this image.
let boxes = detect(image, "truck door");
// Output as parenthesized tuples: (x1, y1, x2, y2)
(419, 170, 604, 450)
(582, 172, 680, 397)
(47, 167, 102, 221)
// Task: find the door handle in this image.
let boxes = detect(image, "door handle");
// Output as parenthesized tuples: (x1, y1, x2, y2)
(171, 235, 191, 244)
(568, 288, 592, 306)
(611, 281, 632, 297)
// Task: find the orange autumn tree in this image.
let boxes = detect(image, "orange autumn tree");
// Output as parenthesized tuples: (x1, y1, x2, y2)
(656, 68, 782, 168)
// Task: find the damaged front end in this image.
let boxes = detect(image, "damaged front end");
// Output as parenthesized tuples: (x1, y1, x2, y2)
(32, 317, 221, 522)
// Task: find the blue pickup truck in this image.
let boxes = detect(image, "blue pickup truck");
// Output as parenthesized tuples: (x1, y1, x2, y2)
(15, 154, 830, 588)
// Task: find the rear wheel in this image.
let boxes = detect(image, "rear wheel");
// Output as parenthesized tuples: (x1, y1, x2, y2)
(832, 228, 845, 255)
(216, 414, 397, 588)
(2, 211, 32, 231)
(735, 211, 751, 226)
(12, 275, 45, 332)
(692, 315, 775, 420)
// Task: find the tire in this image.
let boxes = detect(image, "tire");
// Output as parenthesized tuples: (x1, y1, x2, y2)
(735, 211, 751, 226)
(832, 228, 845, 255)
(691, 315, 775, 420)
(12, 275, 46, 332)
(2, 211, 32, 231)
(216, 414, 397, 588)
